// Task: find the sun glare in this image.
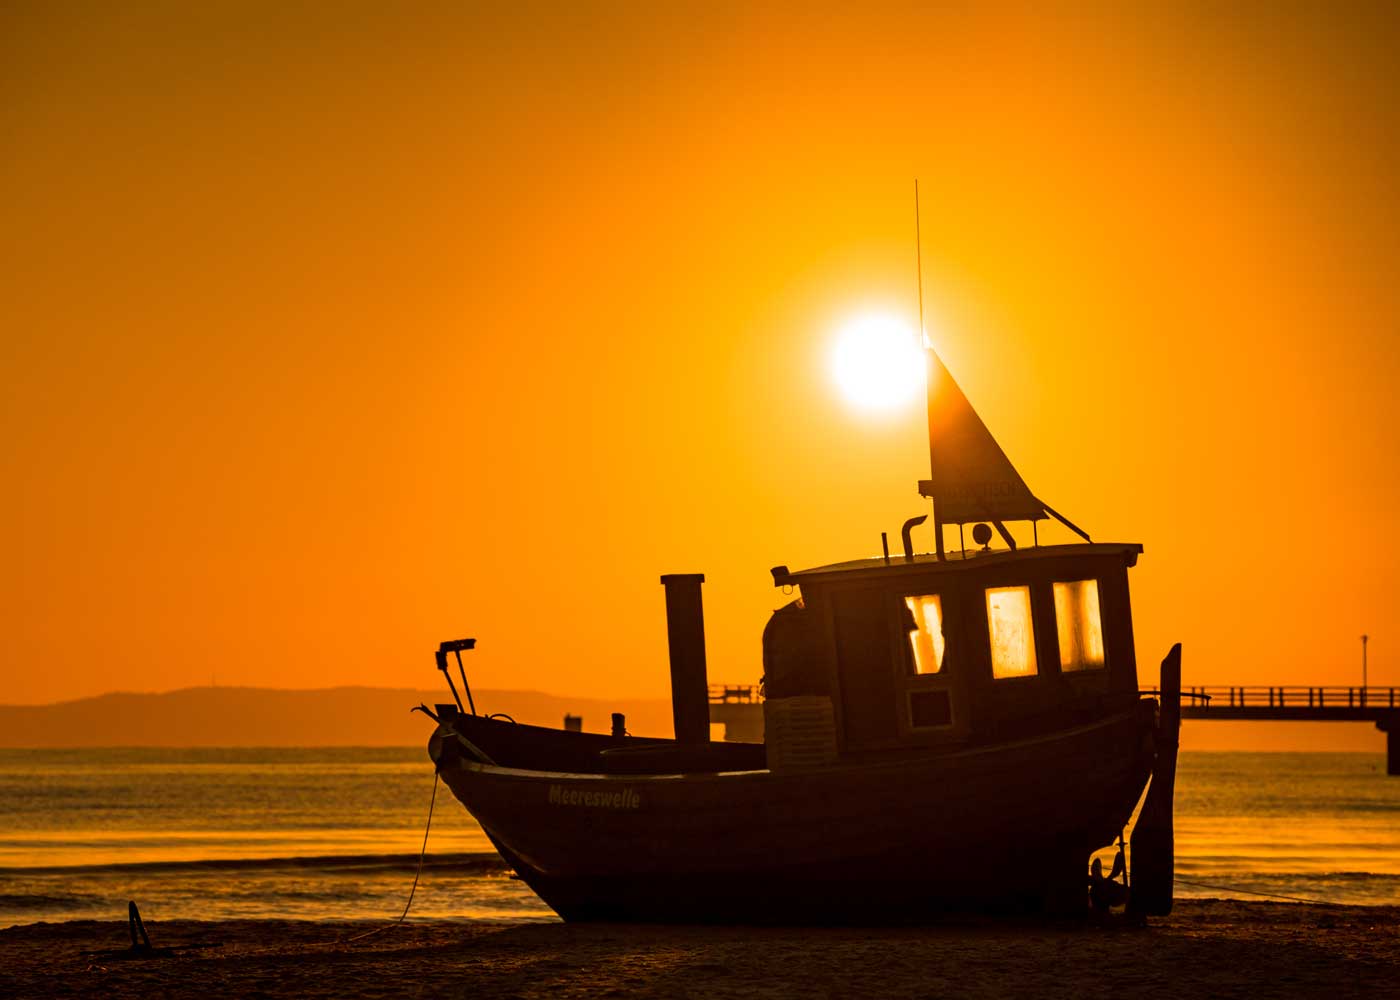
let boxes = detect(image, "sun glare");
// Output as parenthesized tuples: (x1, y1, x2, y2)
(830, 312, 926, 413)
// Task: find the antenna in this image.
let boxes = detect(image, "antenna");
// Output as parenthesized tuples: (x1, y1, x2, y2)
(914, 180, 927, 347)
(915, 179, 945, 560)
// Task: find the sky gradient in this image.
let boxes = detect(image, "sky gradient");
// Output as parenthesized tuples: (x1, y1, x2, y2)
(4, 4, 1399, 732)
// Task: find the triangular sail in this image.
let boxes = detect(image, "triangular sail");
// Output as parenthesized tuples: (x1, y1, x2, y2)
(918, 347, 1045, 524)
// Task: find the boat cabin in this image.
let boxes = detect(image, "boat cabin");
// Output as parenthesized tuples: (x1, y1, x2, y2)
(764, 542, 1143, 760)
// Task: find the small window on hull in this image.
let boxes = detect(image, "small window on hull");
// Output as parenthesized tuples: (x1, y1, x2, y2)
(987, 586, 1037, 679)
(904, 595, 946, 675)
(1055, 579, 1106, 672)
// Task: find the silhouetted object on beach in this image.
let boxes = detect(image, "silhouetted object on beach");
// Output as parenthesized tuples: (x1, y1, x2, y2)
(611, 713, 627, 737)
(94, 901, 175, 959)
(421, 209, 1180, 922)
(128, 901, 152, 953)
(420, 319, 1183, 922)
(88, 900, 223, 961)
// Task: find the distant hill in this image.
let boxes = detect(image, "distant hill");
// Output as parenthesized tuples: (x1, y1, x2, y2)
(0, 686, 676, 747)
(1, 687, 1385, 752)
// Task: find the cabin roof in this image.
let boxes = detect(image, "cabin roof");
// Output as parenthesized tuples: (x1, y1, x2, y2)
(780, 542, 1143, 587)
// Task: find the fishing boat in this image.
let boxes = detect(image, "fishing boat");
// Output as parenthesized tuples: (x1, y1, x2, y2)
(421, 331, 1181, 924)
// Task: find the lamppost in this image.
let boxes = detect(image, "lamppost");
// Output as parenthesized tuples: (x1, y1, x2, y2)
(1361, 634, 1369, 693)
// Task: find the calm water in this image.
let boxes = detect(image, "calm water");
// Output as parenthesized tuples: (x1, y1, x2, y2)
(3, 749, 1398, 927)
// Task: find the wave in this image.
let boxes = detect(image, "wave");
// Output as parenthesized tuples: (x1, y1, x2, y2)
(0, 850, 511, 879)
(1176, 868, 1400, 880)
(1198, 862, 1400, 879)
(0, 892, 105, 912)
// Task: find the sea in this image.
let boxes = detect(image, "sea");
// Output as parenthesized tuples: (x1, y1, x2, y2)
(3, 748, 1399, 928)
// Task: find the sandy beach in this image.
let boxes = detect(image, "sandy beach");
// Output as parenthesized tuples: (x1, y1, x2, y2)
(3, 901, 1398, 999)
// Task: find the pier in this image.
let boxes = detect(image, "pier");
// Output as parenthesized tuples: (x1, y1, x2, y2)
(708, 684, 764, 742)
(1178, 686, 1400, 774)
(710, 684, 1400, 774)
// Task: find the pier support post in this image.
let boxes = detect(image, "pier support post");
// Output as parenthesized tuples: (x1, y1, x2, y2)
(1377, 711, 1400, 773)
(1377, 715, 1400, 776)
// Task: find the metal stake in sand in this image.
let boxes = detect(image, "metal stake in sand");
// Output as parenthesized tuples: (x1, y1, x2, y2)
(128, 900, 153, 953)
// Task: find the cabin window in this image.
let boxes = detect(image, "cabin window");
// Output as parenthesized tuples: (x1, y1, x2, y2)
(987, 586, 1038, 679)
(904, 595, 946, 675)
(909, 690, 953, 728)
(1054, 579, 1106, 672)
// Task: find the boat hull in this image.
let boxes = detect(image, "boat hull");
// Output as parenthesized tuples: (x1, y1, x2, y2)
(433, 703, 1155, 922)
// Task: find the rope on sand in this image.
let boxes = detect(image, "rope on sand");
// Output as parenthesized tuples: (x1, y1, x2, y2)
(1174, 876, 1337, 906)
(341, 771, 439, 944)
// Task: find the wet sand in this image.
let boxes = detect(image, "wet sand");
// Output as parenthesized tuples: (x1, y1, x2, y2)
(3, 901, 1398, 999)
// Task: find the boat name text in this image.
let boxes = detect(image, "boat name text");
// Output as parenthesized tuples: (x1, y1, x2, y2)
(548, 784, 641, 810)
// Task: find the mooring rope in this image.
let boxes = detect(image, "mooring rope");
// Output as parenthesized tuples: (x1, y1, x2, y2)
(1173, 876, 1337, 906)
(341, 770, 439, 944)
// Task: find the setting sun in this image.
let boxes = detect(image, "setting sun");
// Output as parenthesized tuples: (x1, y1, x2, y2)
(829, 312, 925, 413)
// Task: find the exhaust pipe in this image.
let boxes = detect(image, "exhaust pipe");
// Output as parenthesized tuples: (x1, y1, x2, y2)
(901, 514, 928, 563)
(660, 573, 710, 745)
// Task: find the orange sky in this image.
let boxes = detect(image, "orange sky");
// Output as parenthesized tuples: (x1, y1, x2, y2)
(4, 5, 1399, 750)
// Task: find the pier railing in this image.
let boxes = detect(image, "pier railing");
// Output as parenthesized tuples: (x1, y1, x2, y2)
(1180, 686, 1400, 709)
(718, 683, 1400, 709)
(708, 684, 761, 704)
(722, 677, 1400, 708)
(711, 680, 1400, 772)
(719, 681, 1400, 710)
